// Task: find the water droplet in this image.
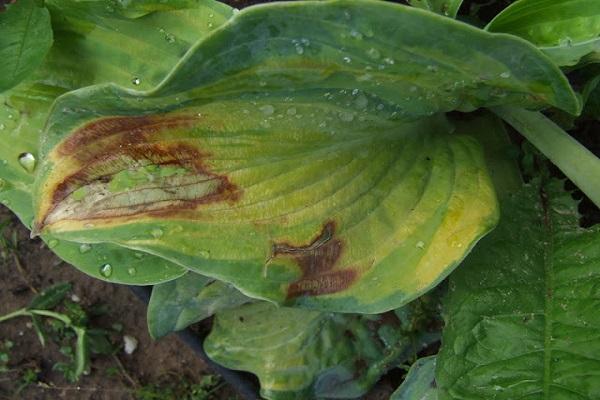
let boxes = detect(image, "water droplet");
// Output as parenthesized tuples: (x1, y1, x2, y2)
(165, 33, 175, 43)
(367, 48, 381, 60)
(134, 252, 145, 259)
(354, 94, 369, 109)
(79, 243, 92, 254)
(350, 29, 363, 39)
(259, 81, 267, 87)
(18, 153, 36, 173)
(426, 65, 438, 73)
(383, 57, 395, 65)
(207, 22, 214, 29)
(376, 104, 385, 111)
(259, 104, 275, 115)
(416, 241, 425, 249)
(343, 56, 352, 63)
(500, 72, 511, 79)
(0, 123, 4, 130)
(127, 267, 137, 276)
(198, 250, 210, 258)
(47, 239, 59, 249)
(151, 228, 164, 238)
(559, 37, 573, 47)
(100, 264, 113, 278)
(339, 111, 354, 122)
(132, 77, 141, 85)
(286, 107, 297, 116)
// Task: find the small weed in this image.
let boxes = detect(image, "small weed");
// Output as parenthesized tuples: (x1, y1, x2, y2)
(0, 283, 120, 383)
(136, 375, 227, 400)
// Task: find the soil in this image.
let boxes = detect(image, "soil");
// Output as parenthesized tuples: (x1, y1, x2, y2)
(0, 207, 239, 400)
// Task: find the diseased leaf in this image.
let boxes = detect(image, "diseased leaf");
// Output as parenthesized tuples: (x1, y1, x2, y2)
(0, 0, 233, 284)
(408, 0, 463, 18)
(437, 180, 600, 399)
(487, 0, 600, 66)
(205, 300, 440, 400)
(32, 0, 582, 311)
(148, 271, 251, 339)
(391, 357, 438, 400)
(0, 0, 53, 92)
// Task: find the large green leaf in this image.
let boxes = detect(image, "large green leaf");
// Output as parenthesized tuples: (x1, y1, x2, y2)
(148, 271, 250, 339)
(0, 0, 233, 284)
(205, 300, 440, 400)
(0, 0, 53, 92)
(33, 0, 582, 311)
(391, 357, 438, 400)
(487, 0, 600, 66)
(437, 180, 600, 399)
(408, 0, 463, 18)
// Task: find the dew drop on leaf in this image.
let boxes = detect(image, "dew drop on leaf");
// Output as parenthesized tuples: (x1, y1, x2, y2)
(500, 72, 511, 79)
(79, 243, 92, 254)
(151, 228, 164, 238)
(100, 264, 113, 278)
(343, 56, 352, 63)
(18, 153, 36, 173)
(127, 267, 137, 276)
(259, 105, 275, 115)
(47, 239, 59, 249)
(132, 77, 141, 85)
(416, 241, 425, 249)
(367, 48, 380, 60)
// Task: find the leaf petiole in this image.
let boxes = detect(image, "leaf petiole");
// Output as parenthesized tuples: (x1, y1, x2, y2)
(492, 106, 600, 208)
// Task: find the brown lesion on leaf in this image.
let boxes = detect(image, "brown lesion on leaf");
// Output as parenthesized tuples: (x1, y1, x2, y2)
(37, 114, 240, 231)
(273, 221, 358, 299)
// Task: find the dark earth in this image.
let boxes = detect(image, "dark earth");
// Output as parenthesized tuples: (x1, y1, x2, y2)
(1, 0, 599, 399)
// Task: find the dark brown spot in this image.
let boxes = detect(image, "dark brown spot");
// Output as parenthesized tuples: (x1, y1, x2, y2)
(273, 221, 358, 298)
(39, 114, 240, 229)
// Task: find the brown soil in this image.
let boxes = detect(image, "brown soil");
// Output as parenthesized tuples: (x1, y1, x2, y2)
(0, 206, 238, 400)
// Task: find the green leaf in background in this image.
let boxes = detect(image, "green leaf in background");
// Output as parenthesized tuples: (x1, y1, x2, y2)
(205, 300, 440, 400)
(0, 0, 233, 284)
(148, 271, 251, 339)
(29, 282, 71, 310)
(391, 356, 438, 400)
(487, 0, 600, 66)
(408, 0, 463, 18)
(437, 180, 600, 399)
(0, 0, 53, 92)
(494, 107, 600, 208)
(32, 0, 582, 311)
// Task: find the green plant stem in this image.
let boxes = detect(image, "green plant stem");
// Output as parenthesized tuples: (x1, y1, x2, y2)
(0, 308, 31, 323)
(493, 106, 600, 208)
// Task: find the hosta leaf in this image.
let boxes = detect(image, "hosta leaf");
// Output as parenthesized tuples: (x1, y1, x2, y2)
(408, 0, 463, 18)
(32, 0, 581, 311)
(205, 300, 440, 400)
(0, 0, 233, 283)
(35, 94, 498, 312)
(0, 0, 53, 92)
(148, 271, 251, 339)
(391, 357, 438, 400)
(437, 180, 600, 399)
(487, 0, 600, 66)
